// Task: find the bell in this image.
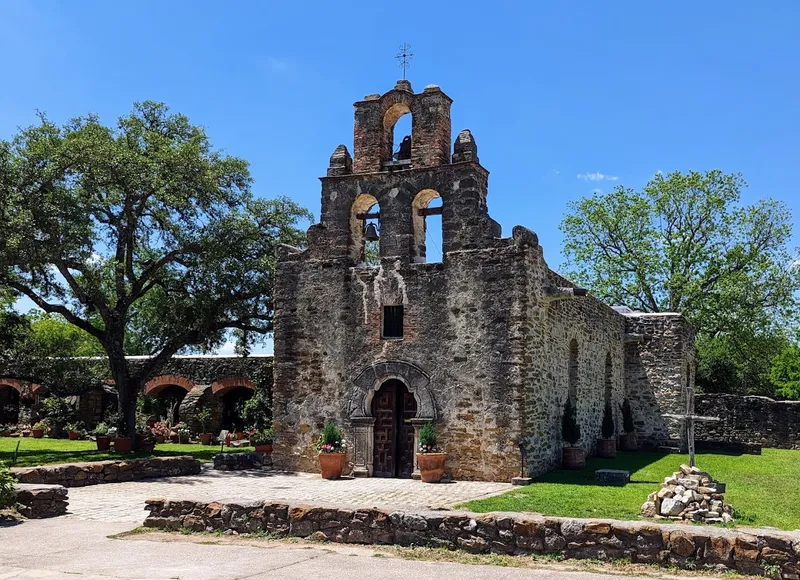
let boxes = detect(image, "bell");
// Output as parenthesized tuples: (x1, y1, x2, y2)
(364, 222, 380, 242)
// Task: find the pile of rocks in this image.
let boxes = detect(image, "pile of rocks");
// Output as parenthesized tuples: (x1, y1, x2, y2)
(641, 464, 734, 524)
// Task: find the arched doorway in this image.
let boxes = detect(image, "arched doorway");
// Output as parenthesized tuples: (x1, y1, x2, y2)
(221, 387, 253, 432)
(0, 384, 20, 424)
(371, 379, 417, 478)
(158, 385, 188, 425)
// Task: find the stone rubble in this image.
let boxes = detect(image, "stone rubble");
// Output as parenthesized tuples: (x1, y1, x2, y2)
(641, 464, 734, 524)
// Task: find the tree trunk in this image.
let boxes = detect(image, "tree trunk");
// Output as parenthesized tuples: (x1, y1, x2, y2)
(115, 376, 138, 443)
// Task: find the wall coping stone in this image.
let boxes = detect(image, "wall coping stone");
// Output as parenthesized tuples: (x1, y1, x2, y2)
(143, 498, 800, 577)
(12, 456, 201, 487)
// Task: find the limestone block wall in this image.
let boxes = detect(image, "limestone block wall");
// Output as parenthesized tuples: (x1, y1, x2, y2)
(694, 394, 800, 449)
(533, 269, 626, 475)
(623, 314, 696, 446)
(273, 241, 529, 481)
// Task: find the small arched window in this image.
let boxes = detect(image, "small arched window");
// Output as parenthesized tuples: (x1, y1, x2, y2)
(568, 339, 579, 405)
(350, 193, 380, 265)
(411, 189, 442, 263)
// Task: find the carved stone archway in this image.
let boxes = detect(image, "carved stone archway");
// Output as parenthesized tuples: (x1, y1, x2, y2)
(347, 360, 436, 478)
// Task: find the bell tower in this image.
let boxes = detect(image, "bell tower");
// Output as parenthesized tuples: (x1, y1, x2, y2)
(303, 80, 500, 266)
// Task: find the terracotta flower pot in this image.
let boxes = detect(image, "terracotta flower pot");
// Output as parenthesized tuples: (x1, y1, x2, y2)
(619, 432, 638, 451)
(68, 431, 81, 441)
(113, 436, 132, 453)
(235, 432, 245, 441)
(319, 452, 347, 479)
(138, 438, 155, 453)
(96, 435, 111, 451)
(199, 433, 213, 446)
(417, 452, 447, 483)
(155, 435, 165, 444)
(32, 429, 44, 439)
(596, 438, 617, 459)
(562, 446, 586, 470)
(22, 430, 31, 437)
(254, 444, 273, 453)
(0, 430, 11, 437)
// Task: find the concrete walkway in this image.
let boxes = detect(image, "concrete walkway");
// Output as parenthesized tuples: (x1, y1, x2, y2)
(0, 518, 685, 580)
(65, 466, 513, 523)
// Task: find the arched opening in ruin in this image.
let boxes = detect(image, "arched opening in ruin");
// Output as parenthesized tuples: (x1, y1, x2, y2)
(604, 353, 613, 405)
(221, 386, 253, 432)
(568, 339, 579, 406)
(350, 193, 381, 265)
(383, 103, 412, 166)
(370, 378, 417, 478)
(412, 189, 443, 263)
(0, 383, 21, 424)
(156, 385, 188, 425)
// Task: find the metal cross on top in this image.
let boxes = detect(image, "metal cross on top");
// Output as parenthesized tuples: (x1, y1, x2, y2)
(663, 390, 719, 468)
(396, 43, 414, 80)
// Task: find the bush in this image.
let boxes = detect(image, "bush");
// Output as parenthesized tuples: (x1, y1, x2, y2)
(249, 427, 274, 446)
(316, 422, 346, 453)
(0, 461, 16, 508)
(196, 408, 212, 434)
(561, 398, 581, 446)
(601, 400, 616, 439)
(242, 388, 271, 432)
(92, 422, 109, 436)
(418, 422, 439, 453)
(40, 396, 78, 433)
(619, 399, 635, 434)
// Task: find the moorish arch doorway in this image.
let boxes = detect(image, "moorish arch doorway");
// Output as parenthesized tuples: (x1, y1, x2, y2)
(347, 360, 437, 478)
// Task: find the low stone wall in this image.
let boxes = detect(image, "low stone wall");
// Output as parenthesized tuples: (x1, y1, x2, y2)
(695, 394, 800, 450)
(212, 452, 272, 471)
(144, 499, 800, 577)
(12, 456, 201, 487)
(14, 483, 68, 518)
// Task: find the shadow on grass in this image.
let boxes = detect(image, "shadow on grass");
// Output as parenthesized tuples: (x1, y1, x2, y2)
(535, 451, 670, 487)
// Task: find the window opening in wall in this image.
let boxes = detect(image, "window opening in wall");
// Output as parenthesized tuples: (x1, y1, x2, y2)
(568, 339, 579, 405)
(392, 113, 412, 160)
(383, 104, 412, 169)
(412, 190, 443, 263)
(382, 305, 404, 339)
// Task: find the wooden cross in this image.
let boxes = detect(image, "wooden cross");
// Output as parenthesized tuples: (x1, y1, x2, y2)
(663, 394, 719, 468)
(396, 43, 414, 80)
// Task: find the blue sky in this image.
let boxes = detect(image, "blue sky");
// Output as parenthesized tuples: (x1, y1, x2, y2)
(2, 1, 799, 353)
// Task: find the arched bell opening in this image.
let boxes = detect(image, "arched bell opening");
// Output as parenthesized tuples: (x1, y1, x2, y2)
(383, 103, 412, 167)
(350, 193, 381, 266)
(411, 189, 443, 263)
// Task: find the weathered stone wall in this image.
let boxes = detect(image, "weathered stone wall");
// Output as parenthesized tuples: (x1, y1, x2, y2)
(694, 394, 800, 449)
(14, 483, 68, 518)
(623, 314, 696, 447)
(11, 456, 201, 487)
(144, 499, 800, 577)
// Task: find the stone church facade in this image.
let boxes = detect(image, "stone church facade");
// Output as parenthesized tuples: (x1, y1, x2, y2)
(271, 80, 695, 482)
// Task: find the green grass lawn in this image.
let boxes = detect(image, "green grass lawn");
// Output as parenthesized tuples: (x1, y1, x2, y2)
(0, 436, 253, 467)
(464, 449, 800, 531)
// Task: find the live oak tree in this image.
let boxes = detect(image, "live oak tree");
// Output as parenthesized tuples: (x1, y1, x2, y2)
(0, 102, 310, 439)
(561, 170, 799, 396)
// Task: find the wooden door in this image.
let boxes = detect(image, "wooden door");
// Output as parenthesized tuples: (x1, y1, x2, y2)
(371, 379, 417, 478)
(372, 380, 397, 477)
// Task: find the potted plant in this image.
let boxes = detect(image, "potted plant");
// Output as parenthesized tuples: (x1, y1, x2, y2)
(174, 422, 191, 444)
(417, 422, 446, 483)
(619, 398, 638, 451)
(250, 427, 274, 452)
(93, 422, 112, 451)
(66, 422, 83, 441)
(150, 421, 169, 444)
(111, 425, 132, 453)
(561, 398, 585, 469)
(316, 422, 348, 479)
(196, 408, 214, 445)
(20, 424, 32, 437)
(596, 401, 616, 458)
(135, 419, 156, 453)
(0, 424, 11, 437)
(32, 419, 48, 439)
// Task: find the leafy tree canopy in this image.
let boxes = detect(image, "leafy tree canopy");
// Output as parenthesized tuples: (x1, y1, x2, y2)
(0, 101, 310, 435)
(561, 170, 799, 397)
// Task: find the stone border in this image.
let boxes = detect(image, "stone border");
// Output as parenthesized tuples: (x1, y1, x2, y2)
(12, 456, 201, 487)
(144, 499, 800, 578)
(14, 483, 68, 518)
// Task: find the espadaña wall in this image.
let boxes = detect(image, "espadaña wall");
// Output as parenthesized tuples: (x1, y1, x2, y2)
(694, 394, 800, 450)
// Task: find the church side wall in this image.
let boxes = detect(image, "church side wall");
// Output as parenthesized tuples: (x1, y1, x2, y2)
(537, 275, 626, 476)
(623, 314, 695, 446)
